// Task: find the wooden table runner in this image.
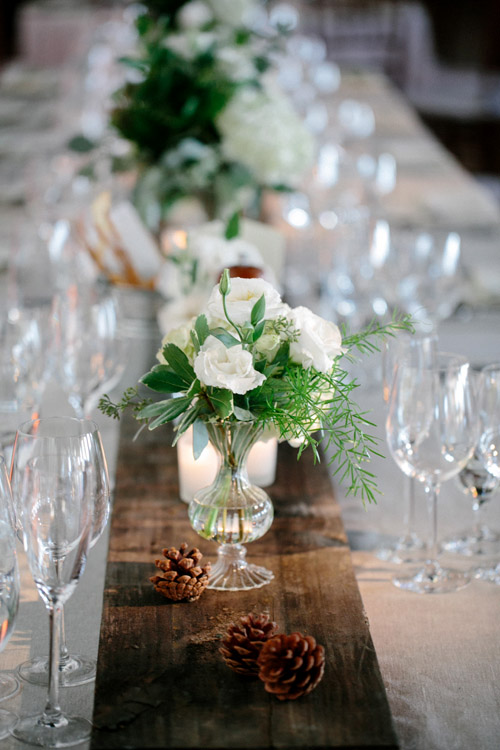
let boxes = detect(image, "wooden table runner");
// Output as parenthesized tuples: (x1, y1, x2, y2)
(91, 414, 398, 749)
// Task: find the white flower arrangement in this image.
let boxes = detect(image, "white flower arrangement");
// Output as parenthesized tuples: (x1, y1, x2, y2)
(101, 271, 413, 503)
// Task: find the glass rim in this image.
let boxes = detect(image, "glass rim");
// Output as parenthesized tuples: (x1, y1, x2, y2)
(481, 362, 500, 374)
(15, 416, 100, 440)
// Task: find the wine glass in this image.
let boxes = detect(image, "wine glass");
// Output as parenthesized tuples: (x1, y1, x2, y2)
(386, 352, 478, 593)
(0, 455, 20, 739)
(474, 363, 500, 583)
(11, 417, 110, 688)
(375, 332, 437, 563)
(442, 367, 500, 557)
(49, 284, 126, 417)
(10, 416, 104, 747)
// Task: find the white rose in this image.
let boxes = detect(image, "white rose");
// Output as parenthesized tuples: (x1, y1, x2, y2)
(157, 319, 196, 363)
(194, 335, 266, 394)
(288, 306, 345, 373)
(207, 277, 285, 327)
(177, 1, 213, 29)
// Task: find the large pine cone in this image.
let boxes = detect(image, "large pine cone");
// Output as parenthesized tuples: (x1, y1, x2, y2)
(220, 613, 278, 677)
(150, 543, 211, 602)
(257, 632, 325, 700)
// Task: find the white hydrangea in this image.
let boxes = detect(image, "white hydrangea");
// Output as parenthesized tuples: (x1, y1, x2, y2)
(215, 46, 257, 82)
(162, 31, 216, 60)
(177, 1, 214, 29)
(206, 0, 259, 27)
(216, 81, 315, 186)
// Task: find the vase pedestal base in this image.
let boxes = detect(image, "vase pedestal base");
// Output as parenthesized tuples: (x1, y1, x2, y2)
(207, 543, 274, 591)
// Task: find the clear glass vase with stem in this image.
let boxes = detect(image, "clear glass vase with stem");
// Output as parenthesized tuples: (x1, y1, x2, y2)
(375, 331, 437, 563)
(0, 455, 20, 739)
(188, 420, 274, 591)
(10, 417, 110, 689)
(386, 352, 478, 593)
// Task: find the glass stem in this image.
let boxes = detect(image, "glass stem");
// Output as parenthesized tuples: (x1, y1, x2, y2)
(425, 479, 440, 570)
(472, 496, 485, 540)
(42, 604, 65, 728)
(404, 475, 416, 540)
(58, 606, 70, 669)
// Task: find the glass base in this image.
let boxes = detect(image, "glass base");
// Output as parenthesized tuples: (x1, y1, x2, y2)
(17, 654, 96, 688)
(0, 672, 20, 701)
(12, 713, 91, 748)
(474, 564, 500, 584)
(0, 708, 17, 740)
(208, 544, 274, 591)
(393, 562, 471, 594)
(375, 532, 425, 564)
(442, 525, 500, 557)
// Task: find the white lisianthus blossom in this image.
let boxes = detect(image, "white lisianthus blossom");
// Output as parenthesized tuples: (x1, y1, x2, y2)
(216, 82, 315, 186)
(207, 277, 285, 327)
(162, 31, 215, 60)
(194, 335, 266, 394)
(254, 332, 281, 360)
(157, 292, 207, 335)
(177, 1, 214, 29)
(157, 318, 196, 363)
(207, 0, 259, 27)
(288, 306, 345, 373)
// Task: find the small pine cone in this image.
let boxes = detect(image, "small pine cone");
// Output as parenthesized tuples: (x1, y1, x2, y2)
(220, 613, 278, 677)
(150, 543, 211, 602)
(257, 632, 325, 700)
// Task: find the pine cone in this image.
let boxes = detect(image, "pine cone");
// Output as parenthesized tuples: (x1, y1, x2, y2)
(257, 632, 325, 700)
(150, 543, 211, 602)
(220, 613, 278, 677)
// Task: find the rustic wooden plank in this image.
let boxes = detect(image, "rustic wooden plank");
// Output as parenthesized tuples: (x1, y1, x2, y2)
(91, 414, 398, 750)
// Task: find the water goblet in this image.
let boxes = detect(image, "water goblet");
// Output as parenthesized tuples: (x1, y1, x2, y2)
(11, 417, 104, 747)
(0, 455, 20, 738)
(386, 352, 478, 593)
(11, 417, 110, 688)
(375, 331, 437, 563)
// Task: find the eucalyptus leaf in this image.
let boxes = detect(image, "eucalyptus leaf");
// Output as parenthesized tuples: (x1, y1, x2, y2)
(192, 419, 209, 458)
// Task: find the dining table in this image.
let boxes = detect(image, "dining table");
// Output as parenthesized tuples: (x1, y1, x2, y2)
(1, 50, 500, 750)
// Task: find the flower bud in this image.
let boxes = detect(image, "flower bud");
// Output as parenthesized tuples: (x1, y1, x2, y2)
(219, 268, 231, 296)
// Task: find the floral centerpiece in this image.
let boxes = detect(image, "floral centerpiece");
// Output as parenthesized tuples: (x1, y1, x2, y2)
(101, 270, 411, 590)
(80, 0, 315, 232)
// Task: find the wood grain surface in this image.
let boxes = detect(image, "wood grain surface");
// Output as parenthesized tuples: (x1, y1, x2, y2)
(91, 414, 398, 749)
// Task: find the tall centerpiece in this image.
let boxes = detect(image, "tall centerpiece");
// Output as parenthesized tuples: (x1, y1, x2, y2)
(101, 271, 411, 590)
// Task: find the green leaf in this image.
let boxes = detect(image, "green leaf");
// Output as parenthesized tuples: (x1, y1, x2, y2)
(67, 135, 96, 153)
(210, 328, 240, 348)
(250, 294, 266, 326)
(224, 211, 240, 240)
(252, 320, 266, 341)
(140, 365, 187, 393)
(135, 399, 175, 418)
(194, 314, 210, 346)
(208, 388, 234, 419)
(138, 396, 192, 427)
(161, 344, 196, 384)
(233, 406, 254, 421)
(192, 419, 209, 459)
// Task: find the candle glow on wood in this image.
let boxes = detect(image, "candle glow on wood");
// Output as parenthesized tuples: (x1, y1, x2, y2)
(177, 427, 278, 503)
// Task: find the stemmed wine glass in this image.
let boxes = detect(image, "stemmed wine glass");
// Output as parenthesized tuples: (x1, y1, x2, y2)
(474, 363, 500, 583)
(0, 456, 20, 739)
(10, 417, 106, 747)
(10, 416, 110, 688)
(442, 367, 500, 557)
(375, 331, 437, 563)
(386, 352, 478, 593)
(49, 284, 125, 418)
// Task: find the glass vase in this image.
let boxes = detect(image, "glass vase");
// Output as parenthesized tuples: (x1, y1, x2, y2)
(188, 421, 274, 591)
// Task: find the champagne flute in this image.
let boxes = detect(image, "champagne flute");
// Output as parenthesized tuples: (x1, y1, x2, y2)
(474, 363, 500, 583)
(386, 352, 478, 593)
(11, 417, 110, 688)
(0, 456, 20, 738)
(375, 331, 437, 563)
(11, 417, 104, 747)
